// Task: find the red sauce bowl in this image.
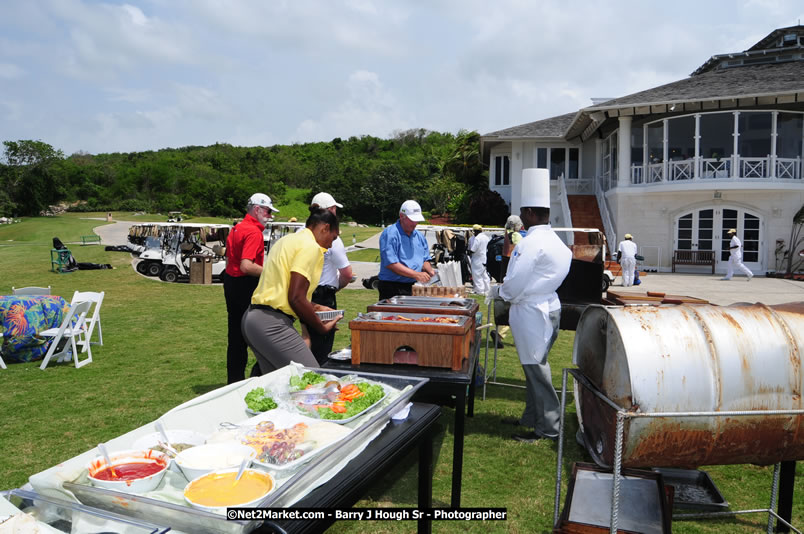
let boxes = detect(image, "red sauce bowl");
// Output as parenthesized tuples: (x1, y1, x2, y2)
(87, 449, 169, 493)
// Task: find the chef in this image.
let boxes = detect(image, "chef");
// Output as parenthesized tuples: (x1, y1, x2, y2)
(721, 228, 754, 281)
(493, 168, 571, 442)
(617, 233, 638, 287)
(468, 224, 490, 295)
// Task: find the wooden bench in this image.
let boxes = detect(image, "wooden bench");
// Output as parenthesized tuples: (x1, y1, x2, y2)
(672, 250, 715, 273)
(81, 235, 101, 245)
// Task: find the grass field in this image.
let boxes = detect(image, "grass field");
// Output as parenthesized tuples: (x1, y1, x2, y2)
(0, 217, 801, 533)
(347, 248, 381, 262)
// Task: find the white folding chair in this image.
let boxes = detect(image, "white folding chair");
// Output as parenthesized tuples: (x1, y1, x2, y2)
(11, 286, 52, 295)
(38, 300, 93, 370)
(71, 291, 104, 350)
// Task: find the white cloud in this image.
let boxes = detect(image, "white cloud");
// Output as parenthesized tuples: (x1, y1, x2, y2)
(292, 70, 410, 142)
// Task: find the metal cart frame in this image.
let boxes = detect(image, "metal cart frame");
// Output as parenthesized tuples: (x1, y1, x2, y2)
(555, 368, 803, 534)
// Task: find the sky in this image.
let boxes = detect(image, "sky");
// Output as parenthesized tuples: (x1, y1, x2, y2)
(1, 0, 803, 156)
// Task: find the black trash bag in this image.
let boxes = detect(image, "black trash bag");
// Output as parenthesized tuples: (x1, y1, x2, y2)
(78, 263, 113, 270)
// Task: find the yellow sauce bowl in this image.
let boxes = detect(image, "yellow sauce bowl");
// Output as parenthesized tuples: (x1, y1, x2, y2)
(184, 468, 274, 511)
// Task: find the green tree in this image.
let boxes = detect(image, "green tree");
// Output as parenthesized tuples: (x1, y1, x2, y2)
(2, 140, 65, 215)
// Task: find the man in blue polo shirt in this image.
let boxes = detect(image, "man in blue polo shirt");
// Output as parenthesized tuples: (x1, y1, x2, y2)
(377, 200, 435, 300)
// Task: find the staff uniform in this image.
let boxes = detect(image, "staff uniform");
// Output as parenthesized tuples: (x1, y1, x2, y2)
(499, 224, 572, 438)
(308, 236, 349, 364)
(242, 228, 323, 373)
(223, 213, 264, 383)
(723, 234, 753, 280)
(617, 239, 638, 287)
(378, 221, 431, 300)
(468, 232, 491, 295)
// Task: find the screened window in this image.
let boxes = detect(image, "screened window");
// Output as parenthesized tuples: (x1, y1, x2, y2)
(631, 126, 644, 165)
(494, 155, 510, 186)
(777, 113, 804, 159)
(668, 116, 695, 161)
(647, 122, 663, 163)
(721, 208, 738, 262)
(700, 113, 734, 159)
(738, 112, 772, 157)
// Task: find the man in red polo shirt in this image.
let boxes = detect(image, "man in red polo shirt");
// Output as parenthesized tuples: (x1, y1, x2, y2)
(224, 193, 278, 383)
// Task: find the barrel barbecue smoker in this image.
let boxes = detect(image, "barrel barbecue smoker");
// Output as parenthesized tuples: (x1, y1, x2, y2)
(572, 302, 804, 468)
(556, 302, 804, 531)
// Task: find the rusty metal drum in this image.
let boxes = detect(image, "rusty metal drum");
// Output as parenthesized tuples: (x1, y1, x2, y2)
(573, 302, 804, 468)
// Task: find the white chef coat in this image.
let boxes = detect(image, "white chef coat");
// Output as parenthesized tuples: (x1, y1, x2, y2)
(729, 235, 743, 260)
(318, 236, 349, 287)
(618, 240, 637, 260)
(499, 224, 572, 365)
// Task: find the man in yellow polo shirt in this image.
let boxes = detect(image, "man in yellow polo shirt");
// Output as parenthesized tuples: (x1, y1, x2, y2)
(242, 209, 342, 372)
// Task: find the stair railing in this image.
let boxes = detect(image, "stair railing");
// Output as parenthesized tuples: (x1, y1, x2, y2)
(595, 174, 617, 257)
(557, 173, 574, 245)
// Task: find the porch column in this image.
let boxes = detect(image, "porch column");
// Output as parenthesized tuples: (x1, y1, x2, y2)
(510, 141, 524, 214)
(694, 114, 701, 179)
(617, 116, 632, 187)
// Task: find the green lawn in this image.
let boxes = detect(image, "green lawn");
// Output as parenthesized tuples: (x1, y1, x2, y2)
(347, 248, 381, 262)
(0, 218, 800, 533)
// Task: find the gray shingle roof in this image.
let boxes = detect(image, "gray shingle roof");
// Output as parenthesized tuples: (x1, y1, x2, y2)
(484, 112, 577, 138)
(590, 61, 804, 109)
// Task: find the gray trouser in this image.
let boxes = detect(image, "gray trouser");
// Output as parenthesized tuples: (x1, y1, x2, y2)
(520, 308, 561, 437)
(241, 306, 319, 374)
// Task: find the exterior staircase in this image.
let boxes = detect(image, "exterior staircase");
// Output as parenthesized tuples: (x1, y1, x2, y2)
(567, 195, 606, 251)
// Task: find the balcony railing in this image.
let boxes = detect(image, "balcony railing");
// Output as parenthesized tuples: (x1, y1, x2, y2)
(629, 156, 802, 184)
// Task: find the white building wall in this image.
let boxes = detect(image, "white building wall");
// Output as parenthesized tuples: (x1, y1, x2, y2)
(609, 188, 804, 273)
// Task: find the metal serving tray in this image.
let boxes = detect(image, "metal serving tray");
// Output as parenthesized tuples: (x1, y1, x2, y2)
(652, 468, 729, 512)
(64, 368, 429, 534)
(381, 296, 476, 308)
(354, 311, 470, 326)
(2, 489, 169, 533)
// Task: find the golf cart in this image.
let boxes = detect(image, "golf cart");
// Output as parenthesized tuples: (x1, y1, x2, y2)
(131, 223, 230, 282)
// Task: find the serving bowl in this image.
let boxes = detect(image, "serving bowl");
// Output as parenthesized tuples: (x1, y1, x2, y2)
(131, 429, 207, 456)
(174, 442, 256, 482)
(184, 468, 275, 512)
(87, 449, 170, 493)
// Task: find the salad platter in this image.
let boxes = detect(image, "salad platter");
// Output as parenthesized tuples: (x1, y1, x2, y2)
(243, 370, 388, 424)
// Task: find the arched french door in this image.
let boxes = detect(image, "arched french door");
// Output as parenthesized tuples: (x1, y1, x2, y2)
(675, 207, 762, 273)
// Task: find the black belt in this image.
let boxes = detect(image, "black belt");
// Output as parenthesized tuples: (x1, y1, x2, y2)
(250, 304, 294, 322)
(316, 285, 338, 293)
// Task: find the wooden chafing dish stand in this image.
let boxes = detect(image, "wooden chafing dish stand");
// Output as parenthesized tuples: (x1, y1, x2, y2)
(367, 295, 480, 331)
(350, 311, 473, 370)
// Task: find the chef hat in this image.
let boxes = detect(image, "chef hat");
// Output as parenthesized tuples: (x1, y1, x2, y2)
(521, 168, 550, 208)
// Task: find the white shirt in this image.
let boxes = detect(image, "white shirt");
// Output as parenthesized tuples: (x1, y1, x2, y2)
(500, 224, 572, 365)
(729, 235, 742, 259)
(618, 240, 637, 259)
(469, 233, 490, 264)
(318, 236, 349, 287)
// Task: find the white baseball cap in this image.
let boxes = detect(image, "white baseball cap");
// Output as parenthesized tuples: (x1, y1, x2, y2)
(248, 193, 279, 212)
(311, 192, 343, 209)
(400, 200, 425, 222)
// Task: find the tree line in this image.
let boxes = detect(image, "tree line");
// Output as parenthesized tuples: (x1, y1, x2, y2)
(0, 130, 510, 225)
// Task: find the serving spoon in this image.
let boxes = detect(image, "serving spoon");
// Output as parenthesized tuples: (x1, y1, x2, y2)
(97, 442, 118, 479)
(233, 457, 249, 484)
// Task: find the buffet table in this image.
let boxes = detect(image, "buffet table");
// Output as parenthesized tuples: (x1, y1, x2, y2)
(25, 365, 433, 534)
(266, 402, 441, 534)
(326, 331, 480, 508)
(0, 295, 69, 362)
